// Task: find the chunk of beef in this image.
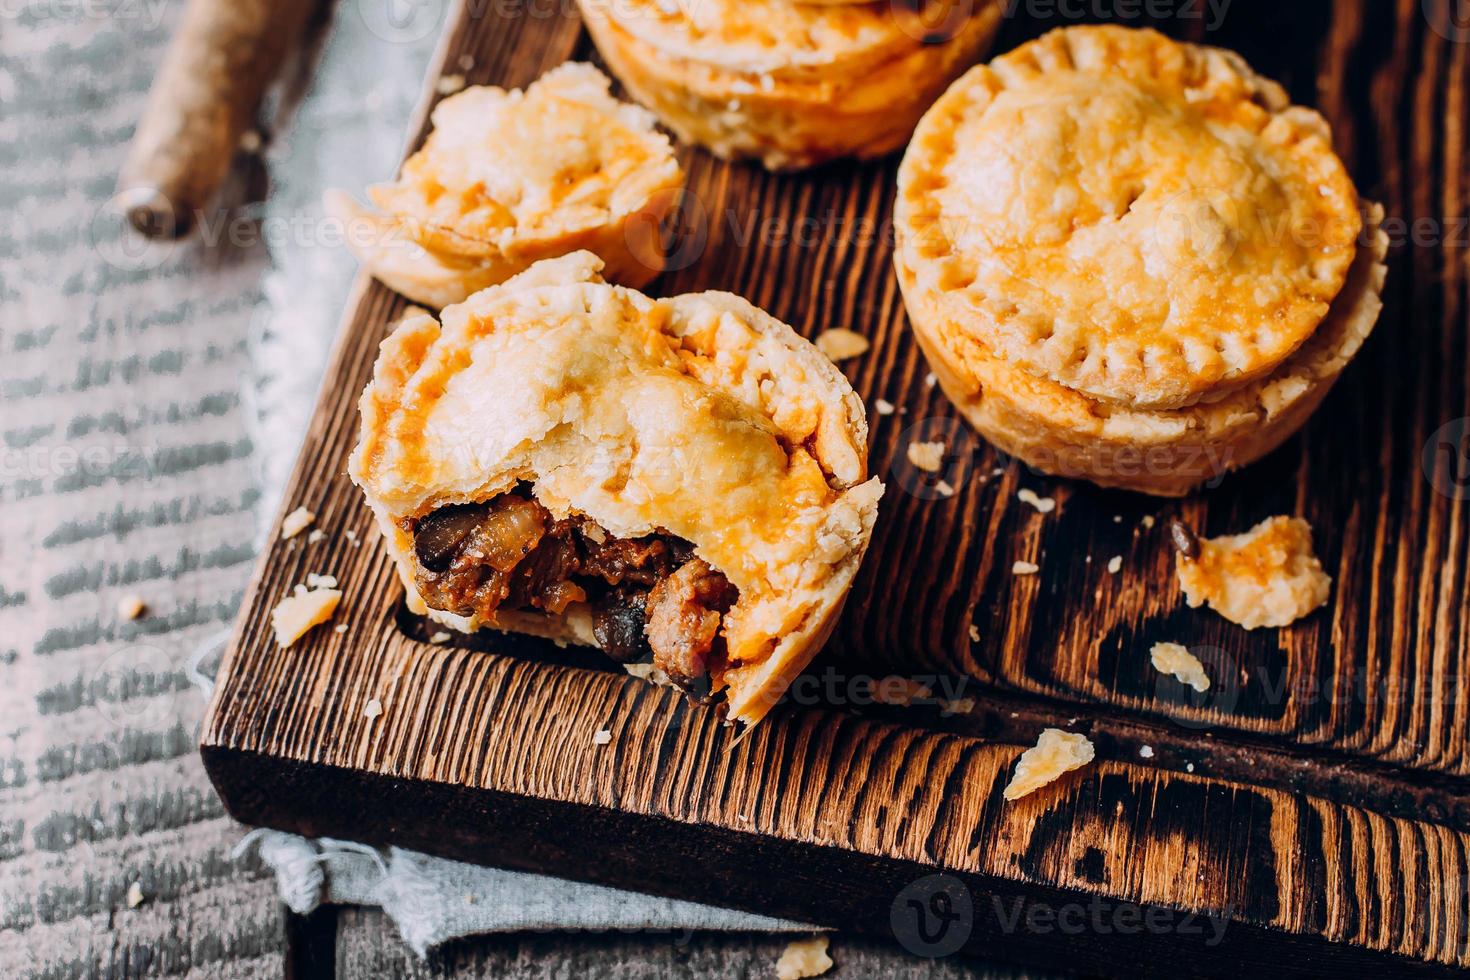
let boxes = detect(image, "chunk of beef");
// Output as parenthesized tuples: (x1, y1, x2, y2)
(645, 559, 738, 689)
(408, 491, 738, 698)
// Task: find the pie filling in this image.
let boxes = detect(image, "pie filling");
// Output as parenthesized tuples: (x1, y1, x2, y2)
(403, 485, 738, 694)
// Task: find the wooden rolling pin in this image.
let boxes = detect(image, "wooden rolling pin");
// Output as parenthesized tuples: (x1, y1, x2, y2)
(118, 0, 316, 238)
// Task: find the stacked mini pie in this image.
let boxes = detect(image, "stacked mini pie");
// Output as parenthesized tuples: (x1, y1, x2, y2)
(327, 63, 683, 308)
(895, 26, 1388, 496)
(576, 0, 1002, 170)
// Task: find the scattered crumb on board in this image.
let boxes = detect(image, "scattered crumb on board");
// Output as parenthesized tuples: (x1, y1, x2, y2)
(1150, 642, 1211, 692)
(1017, 488, 1056, 514)
(814, 328, 870, 362)
(280, 507, 315, 540)
(906, 440, 945, 473)
(1004, 729, 1095, 801)
(271, 586, 342, 647)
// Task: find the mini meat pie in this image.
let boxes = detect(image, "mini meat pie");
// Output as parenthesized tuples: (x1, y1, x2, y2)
(576, 0, 1001, 170)
(327, 63, 684, 308)
(895, 26, 1389, 496)
(350, 252, 884, 725)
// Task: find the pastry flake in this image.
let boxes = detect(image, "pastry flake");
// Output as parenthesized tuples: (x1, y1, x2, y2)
(895, 26, 1388, 496)
(577, 0, 1001, 170)
(775, 936, 833, 980)
(280, 506, 315, 540)
(1149, 642, 1211, 692)
(1176, 516, 1331, 629)
(328, 63, 684, 308)
(1003, 728, 1094, 801)
(350, 252, 884, 726)
(272, 586, 343, 647)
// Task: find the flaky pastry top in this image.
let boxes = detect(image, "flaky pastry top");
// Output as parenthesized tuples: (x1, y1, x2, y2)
(368, 63, 679, 259)
(897, 26, 1363, 410)
(581, 0, 985, 78)
(351, 253, 884, 708)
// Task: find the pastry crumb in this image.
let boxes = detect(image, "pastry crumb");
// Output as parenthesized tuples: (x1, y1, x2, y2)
(938, 696, 975, 716)
(1139, 744, 1155, 759)
(306, 528, 327, 544)
(776, 936, 832, 980)
(280, 507, 315, 540)
(305, 573, 338, 589)
(872, 676, 931, 707)
(1106, 556, 1123, 574)
(430, 631, 452, 644)
(935, 479, 956, 498)
(125, 882, 145, 908)
(1186, 762, 1196, 773)
(1004, 729, 1094, 801)
(333, 623, 349, 635)
(1150, 642, 1211, 692)
(1141, 515, 1157, 529)
(924, 372, 937, 388)
(814, 328, 870, 362)
(364, 698, 383, 720)
(343, 529, 358, 544)
(436, 73, 466, 95)
(116, 595, 147, 621)
(624, 662, 676, 688)
(271, 586, 342, 647)
(592, 729, 613, 746)
(1176, 516, 1331, 629)
(906, 440, 946, 473)
(1012, 560, 1040, 576)
(968, 624, 981, 643)
(1017, 488, 1056, 514)
(874, 398, 896, 416)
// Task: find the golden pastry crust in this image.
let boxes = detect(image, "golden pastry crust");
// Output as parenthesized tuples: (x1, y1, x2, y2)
(351, 252, 884, 726)
(1176, 516, 1332, 629)
(577, 0, 1000, 170)
(327, 63, 684, 308)
(897, 26, 1363, 410)
(896, 204, 1386, 496)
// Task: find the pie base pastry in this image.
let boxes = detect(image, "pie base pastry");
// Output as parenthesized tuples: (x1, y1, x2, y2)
(327, 63, 684, 308)
(577, 0, 1001, 170)
(351, 252, 884, 725)
(895, 27, 1388, 496)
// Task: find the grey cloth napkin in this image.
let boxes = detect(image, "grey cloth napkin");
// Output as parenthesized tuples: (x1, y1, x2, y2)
(238, 10, 806, 952)
(232, 831, 804, 957)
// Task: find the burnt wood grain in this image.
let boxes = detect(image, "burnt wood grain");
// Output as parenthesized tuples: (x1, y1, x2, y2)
(202, 0, 1470, 975)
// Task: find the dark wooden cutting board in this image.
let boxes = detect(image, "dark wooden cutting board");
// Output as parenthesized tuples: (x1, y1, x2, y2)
(200, 1, 1470, 975)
